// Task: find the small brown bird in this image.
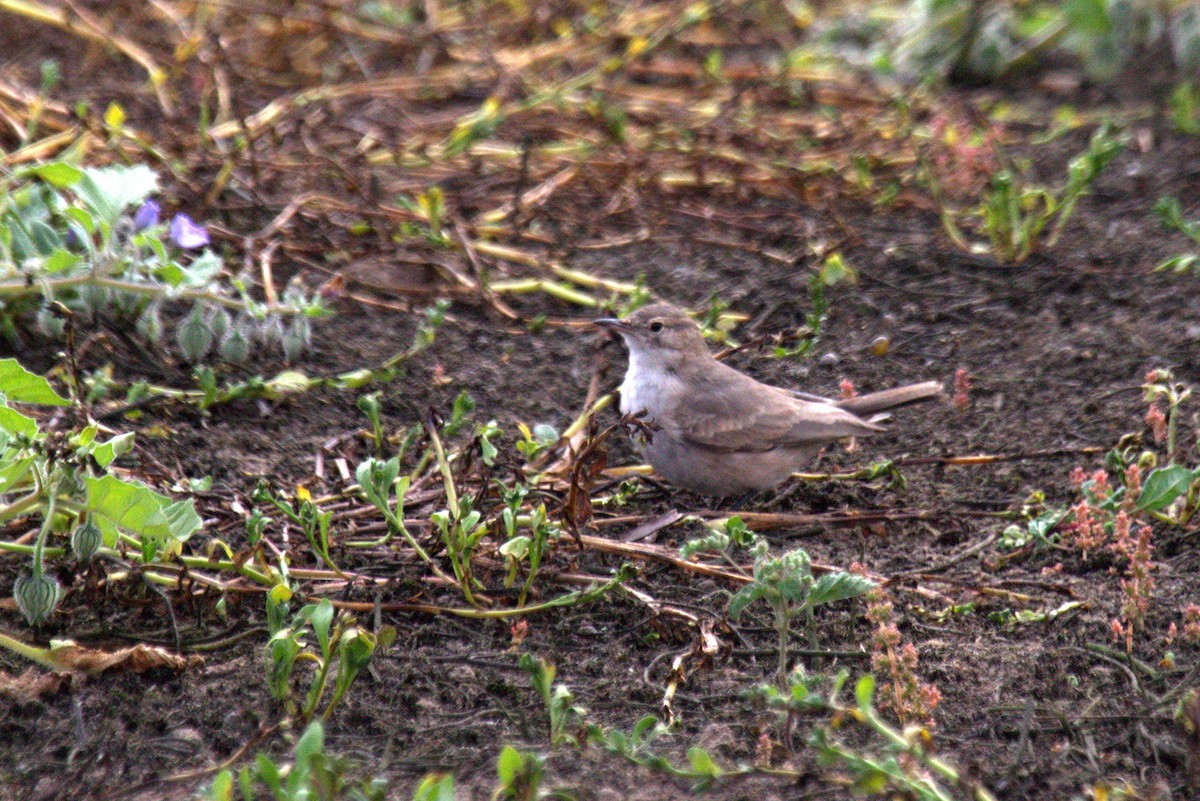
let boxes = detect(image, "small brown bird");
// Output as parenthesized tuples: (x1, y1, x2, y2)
(594, 303, 942, 496)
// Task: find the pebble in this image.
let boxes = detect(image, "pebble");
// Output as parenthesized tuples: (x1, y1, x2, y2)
(818, 351, 840, 367)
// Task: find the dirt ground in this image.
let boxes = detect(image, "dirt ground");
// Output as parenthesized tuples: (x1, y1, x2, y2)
(3, 3, 1200, 800)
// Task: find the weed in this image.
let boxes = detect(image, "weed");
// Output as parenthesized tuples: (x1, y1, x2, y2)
(685, 519, 875, 683)
(0, 359, 201, 626)
(859, 576, 942, 728)
(1109, 512, 1156, 652)
(773, 253, 853, 359)
(1142, 368, 1192, 465)
(0, 161, 326, 363)
(892, 0, 1200, 85)
(1170, 81, 1200, 135)
(1152, 196, 1200, 273)
(520, 654, 587, 748)
(939, 124, 1125, 264)
(411, 773, 455, 801)
(204, 721, 388, 801)
(585, 716, 733, 791)
(493, 746, 561, 801)
(264, 595, 395, 725)
(499, 490, 559, 607)
(730, 540, 875, 684)
(254, 483, 341, 575)
(999, 491, 1067, 551)
(754, 668, 994, 801)
(1180, 604, 1200, 642)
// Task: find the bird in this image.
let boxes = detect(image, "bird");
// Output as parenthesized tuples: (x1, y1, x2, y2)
(593, 302, 942, 496)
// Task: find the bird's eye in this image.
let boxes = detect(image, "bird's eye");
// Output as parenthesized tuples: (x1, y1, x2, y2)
(649, 321, 664, 333)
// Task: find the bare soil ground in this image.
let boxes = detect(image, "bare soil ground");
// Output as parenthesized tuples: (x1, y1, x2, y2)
(2, 3, 1200, 800)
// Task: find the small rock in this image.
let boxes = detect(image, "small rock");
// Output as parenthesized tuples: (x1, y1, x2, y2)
(818, 351, 840, 367)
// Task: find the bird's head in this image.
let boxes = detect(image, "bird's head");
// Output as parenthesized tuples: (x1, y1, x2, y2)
(593, 303, 710, 366)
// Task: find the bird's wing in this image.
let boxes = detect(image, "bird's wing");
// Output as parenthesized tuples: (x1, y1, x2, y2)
(667, 362, 881, 453)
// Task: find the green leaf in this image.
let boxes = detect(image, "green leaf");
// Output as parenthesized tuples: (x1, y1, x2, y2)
(154, 262, 186, 288)
(1155, 254, 1200, 274)
(29, 220, 62, 255)
(32, 162, 84, 188)
(75, 165, 159, 224)
(206, 769, 234, 801)
(162, 499, 202, 542)
(412, 774, 455, 801)
(182, 251, 223, 286)
(0, 406, 38, 438)
(686, 746, 721, 777)
(0, 359, 69, 405)
(631, 714, 660, 743)
(311, 598, 334, 657)
(808, 572, 876, 607)
(1136, 465, 1197, 511)
(269, 583, 293, 604)
(854, 674, 877, 711)
(176, 307, 213, 364)
(496, 745, 521, 785)
(499, 535, 531, 560)
(0, 456, 35, 493)
(91, 432, 135, 468)
(292, 721, 324, 769)
(43, 249, 81, 273)
(265, 370, 315, 396)
(84, 474, 176, 545)
(65, 206, 96, 234)
(727, 583, 765, 619)
(254, 753, 282, 792)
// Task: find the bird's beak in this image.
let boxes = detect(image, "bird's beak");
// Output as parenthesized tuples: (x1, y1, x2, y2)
(592, 318, 629, 333)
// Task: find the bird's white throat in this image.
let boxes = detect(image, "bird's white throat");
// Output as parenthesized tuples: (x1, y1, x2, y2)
(617, 341, 686, 420)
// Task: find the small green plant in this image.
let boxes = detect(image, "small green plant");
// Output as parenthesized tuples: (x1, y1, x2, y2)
(493, 746, 552, 801)
(357, 392, 386, 456)
(410, 747, 568, 801)
(264, 595, 395, 725)
(1170, 81, 1200, 135)
(680, 515, 759, 564)
(204, 721, 388, 801)
(431, 497, 488, 607)
(411, 773, 455, 801)
(998, 491, 1067, 551)
(942, 125, 1124, 264)
(0, 161, 328, 363)
(254, 483, 341, 574)
(498, 488, 559, 606)
(520, 654, 587, 748)
(356, 456, 422, 552)
(0, 359, 201, 625)
(585, 716, 732, 791)
(773, 252, 853, 359)
(892, 0, 1200, 85)
(1154, 195, 1200, 273)
(515, 422, 560, 460)
(729, 541, 876, 683)
(1142, 368, 1192, 468)
(753, 668, 996, 801)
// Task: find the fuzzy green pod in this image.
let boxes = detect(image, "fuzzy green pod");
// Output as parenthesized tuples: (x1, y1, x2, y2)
(14, 572, 61, 626)
(70, 518, 103, 562)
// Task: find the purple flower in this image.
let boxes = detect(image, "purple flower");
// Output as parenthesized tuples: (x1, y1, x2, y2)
(132, 199, 160, 232)
(170, 213, 210, 249)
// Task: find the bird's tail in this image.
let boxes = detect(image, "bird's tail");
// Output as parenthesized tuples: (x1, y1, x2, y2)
(836, 380, 944, 417)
